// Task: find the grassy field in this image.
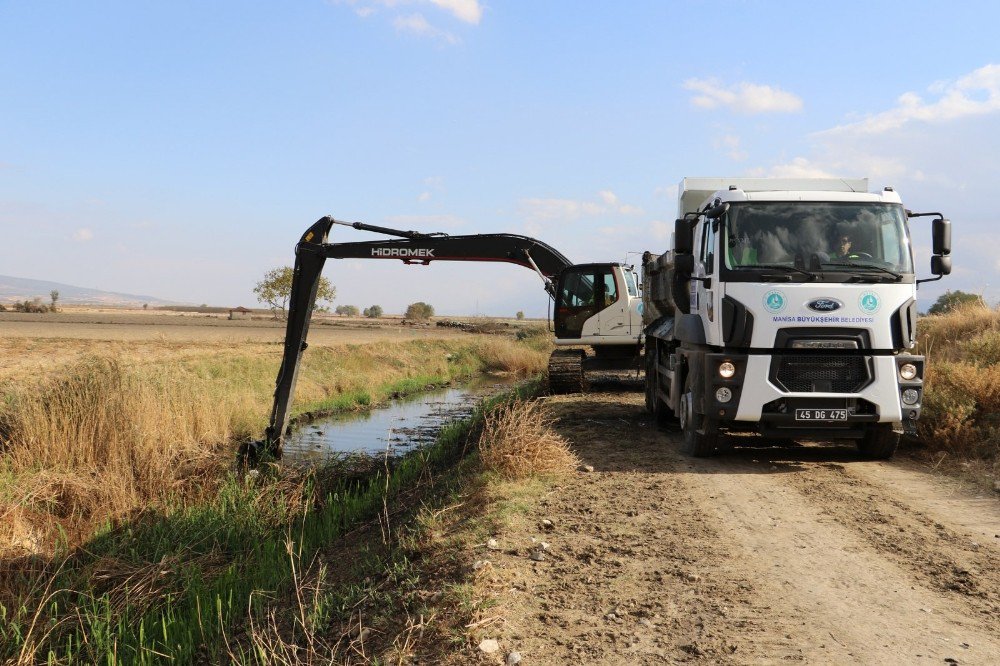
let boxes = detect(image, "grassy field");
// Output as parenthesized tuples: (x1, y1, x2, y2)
(0, 313, 553, 664)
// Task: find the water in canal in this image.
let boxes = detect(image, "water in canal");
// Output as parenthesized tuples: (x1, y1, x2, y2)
(282, 375, 517, 463)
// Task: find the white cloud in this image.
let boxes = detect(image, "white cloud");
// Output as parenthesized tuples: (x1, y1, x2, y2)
(393, 13, 458, 44)
(649, 220, 672, 241)
(418, 191, 432, 202)
(428, 0, 482, 24)
(519, 198, 604, 223)
(331, 0, 483, 39)
(821, 63, 1000, 136)
(753, 157, 838, 179)
(519, 191, 644, 224)
(654, 184, 679, 200)
(713, 134, 748, 161)
(72, 228, 93, 242)
(683, 78, 803, 114)
(598, 190, 619, 205)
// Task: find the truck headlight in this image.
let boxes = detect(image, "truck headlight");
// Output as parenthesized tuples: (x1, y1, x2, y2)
(901, 388, 920, 405)
(715, 387, 733, 403)
(718, 361, 736, 378)
(899, 363, 918, 381)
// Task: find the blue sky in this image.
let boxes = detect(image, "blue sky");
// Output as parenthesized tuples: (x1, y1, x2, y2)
(2, 1, 998, 316)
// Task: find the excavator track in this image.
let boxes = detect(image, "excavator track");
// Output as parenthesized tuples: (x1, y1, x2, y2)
(548, 348, 588, 394)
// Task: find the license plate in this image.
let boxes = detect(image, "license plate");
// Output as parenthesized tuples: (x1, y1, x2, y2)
(795, 409, 848, 421)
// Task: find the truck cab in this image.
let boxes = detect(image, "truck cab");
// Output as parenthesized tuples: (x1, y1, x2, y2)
(644, 178, 952, 459)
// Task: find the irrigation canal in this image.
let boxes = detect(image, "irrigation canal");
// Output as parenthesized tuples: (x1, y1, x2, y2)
(282, 375, 517, 462)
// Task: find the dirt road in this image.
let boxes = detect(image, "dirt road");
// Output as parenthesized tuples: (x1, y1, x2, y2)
(481, 392, 1000, 664)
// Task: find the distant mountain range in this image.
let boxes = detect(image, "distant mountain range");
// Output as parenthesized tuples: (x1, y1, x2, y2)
(0, 275, 176, 306)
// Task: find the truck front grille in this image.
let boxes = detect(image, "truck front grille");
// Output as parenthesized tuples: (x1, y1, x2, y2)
(770, 355, 871, 393)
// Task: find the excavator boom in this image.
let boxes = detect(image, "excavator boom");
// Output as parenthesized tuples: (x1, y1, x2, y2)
(253, 215, 573, 458)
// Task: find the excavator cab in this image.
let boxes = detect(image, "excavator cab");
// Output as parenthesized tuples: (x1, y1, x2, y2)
(553, 263, 638, 342)
(555, 264, 614, 338)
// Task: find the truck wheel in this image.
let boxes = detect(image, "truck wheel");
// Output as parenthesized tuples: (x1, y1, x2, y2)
(644, 341, 656, 413)
(653, 372, 675, 424)
(645, 342, 675, 423)
(856, 424, 900, 460)
(678, 376, 719, 457)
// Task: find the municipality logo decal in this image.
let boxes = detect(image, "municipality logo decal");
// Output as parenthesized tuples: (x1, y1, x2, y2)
(859, 291, 881, 313)
(763, 290, 786, 313)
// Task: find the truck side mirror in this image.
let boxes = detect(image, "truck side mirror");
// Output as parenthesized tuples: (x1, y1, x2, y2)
(674, 219, 693, 254)
(931, 254, 952, 276)
(932, 218, 951, 255)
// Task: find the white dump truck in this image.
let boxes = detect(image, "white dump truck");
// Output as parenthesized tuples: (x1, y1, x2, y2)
(643, 178, 952, 458)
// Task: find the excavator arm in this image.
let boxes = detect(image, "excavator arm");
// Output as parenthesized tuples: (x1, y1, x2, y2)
(253, 215, 572, 458)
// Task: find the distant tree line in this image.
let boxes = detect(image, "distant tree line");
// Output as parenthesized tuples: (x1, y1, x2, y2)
(1, 297, 53, 313)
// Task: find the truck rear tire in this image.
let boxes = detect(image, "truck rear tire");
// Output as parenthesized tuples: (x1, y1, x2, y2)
(678, 376, 719, 457)
(645, 341, 675, 424)
(644, 341, 656, 413)
(857, 424, 900, 460)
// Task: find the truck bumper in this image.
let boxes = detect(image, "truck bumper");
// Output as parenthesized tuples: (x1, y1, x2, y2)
(702, 353, 924, 437)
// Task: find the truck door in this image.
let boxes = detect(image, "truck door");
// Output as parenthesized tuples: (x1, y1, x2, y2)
(622, 268, 642, 337)
(695, 218, 718, 340)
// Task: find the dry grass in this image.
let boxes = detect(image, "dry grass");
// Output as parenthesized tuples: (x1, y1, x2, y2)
(0, 336, 548, 559)
(915, 302, 1000, 474)
(471, 338, 549, 375)
(478, 399, 579, 479)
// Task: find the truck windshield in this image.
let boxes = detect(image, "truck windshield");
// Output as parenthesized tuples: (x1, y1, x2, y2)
(722, 202, 913, 276)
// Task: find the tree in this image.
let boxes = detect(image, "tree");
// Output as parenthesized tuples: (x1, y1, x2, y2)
(50, 290, 59, 312)
(405, 302, 434, 320)
(516, 311, 525, 320)
(253, 266, 336, 319)
(335, 305, 360, 316)
(927, 290, 985, 315)
(363, 305, 383, 318)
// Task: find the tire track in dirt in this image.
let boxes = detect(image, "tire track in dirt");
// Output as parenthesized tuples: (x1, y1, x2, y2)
(484, 392, 1000, 664)
(780, 460, 1000, 627)
(485, 393, 764, 664)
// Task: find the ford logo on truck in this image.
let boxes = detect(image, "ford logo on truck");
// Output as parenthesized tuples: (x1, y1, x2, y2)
(807, 298, 843, 312)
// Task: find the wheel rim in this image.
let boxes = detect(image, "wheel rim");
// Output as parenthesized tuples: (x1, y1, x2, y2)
(679, 392, 690, 431)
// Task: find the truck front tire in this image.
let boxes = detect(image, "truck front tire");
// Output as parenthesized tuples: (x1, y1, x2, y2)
(856, 424, 900, 460)
(678, 376, 719, 457)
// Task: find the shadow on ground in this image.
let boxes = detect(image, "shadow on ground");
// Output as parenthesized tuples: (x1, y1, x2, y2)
(546, 389, 877, 477)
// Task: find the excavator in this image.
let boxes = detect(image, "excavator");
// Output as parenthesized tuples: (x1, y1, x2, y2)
(253, 215, 643, 456)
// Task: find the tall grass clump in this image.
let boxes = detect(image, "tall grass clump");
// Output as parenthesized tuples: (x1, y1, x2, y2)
(478, 399, 579, 479)
(472, 337, 549, 374)
(915, 301, 1000, 464)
